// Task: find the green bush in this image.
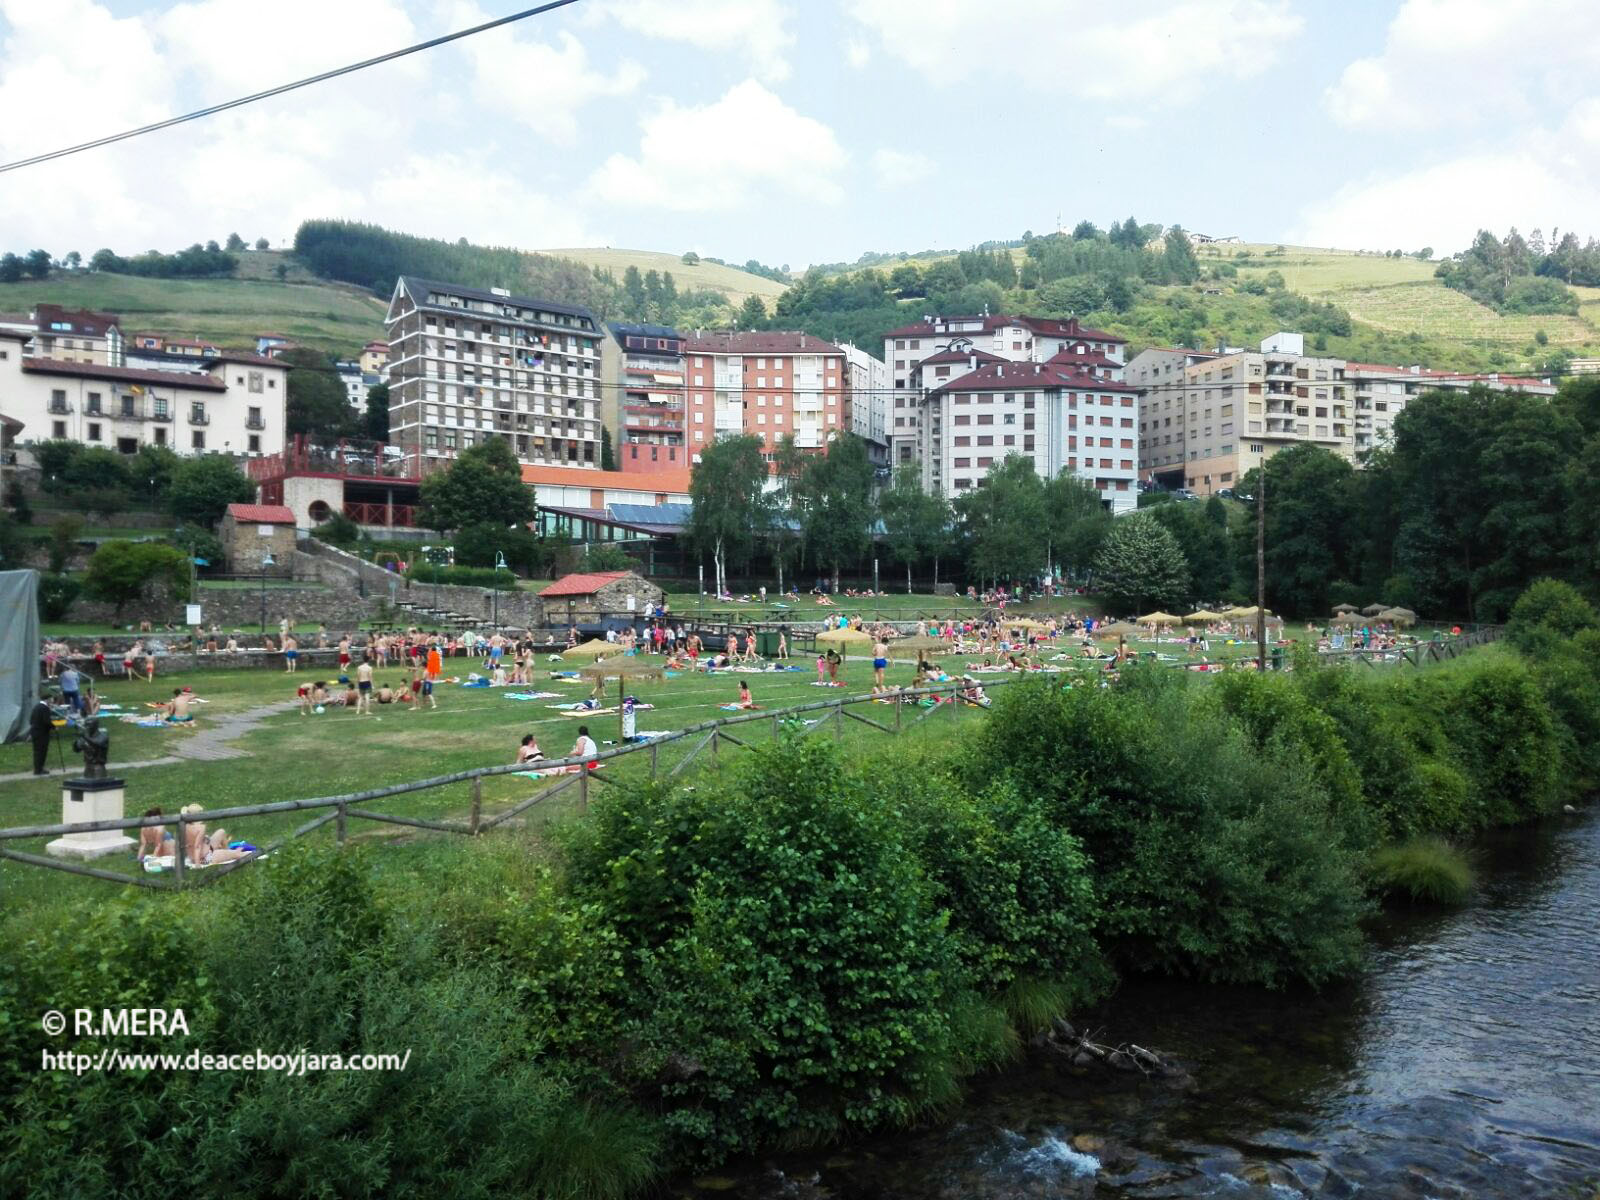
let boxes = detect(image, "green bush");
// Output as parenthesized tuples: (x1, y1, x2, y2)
(35, 572, 80, 621)
(46, 515, 82, 573)
(406, 562, 509, 588)
(312, 511, 361, 549)
(1526, 628, 1600, 786)
(563, 738, 973, 1160)
(1372, 837, 1473, 904)
(454, 521, 546, 574)
(81, 540, 190, 614)
(1505, 577, 1599, 653)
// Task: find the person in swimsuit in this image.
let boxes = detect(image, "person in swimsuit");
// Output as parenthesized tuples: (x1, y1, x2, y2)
(337, 636, 352, 674)
(736, 681, 757, 709)
(872, 638, 889, 690)
(355, 657, 374, 714)
(136, 807, 177, 863)
(163, 689, 193, 723)
(283, 634, 298, 673)
(515, 734, 544, 765)
(569, 725, 599, 771)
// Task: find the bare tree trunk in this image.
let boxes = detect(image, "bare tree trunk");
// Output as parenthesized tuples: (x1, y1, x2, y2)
(907, 562, 913, 593)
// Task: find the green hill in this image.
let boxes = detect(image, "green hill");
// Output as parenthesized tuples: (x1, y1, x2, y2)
(539, 247, 788, 305)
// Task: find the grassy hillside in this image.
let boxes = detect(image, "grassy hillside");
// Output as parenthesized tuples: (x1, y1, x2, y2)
(0, 253, 385, 355)
(540, 247, 787, 304)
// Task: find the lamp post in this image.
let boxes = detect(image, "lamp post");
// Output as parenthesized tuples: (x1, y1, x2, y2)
(492, 550, 507, 629)
(259, 550, 276, 634)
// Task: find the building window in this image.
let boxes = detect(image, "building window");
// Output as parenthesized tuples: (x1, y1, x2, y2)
(53, 420, 66, 437)
(154, 426, 167, 446)
(87, 422, 101, 441)
(248, 435, 261, 452)
(191, 431, 205, 449)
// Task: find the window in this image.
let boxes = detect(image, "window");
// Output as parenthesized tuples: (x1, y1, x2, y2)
(87, 422, 101, 441)
(120, 394, 135, 417)
(953, 435, 970, 446)
(50, 388, 67, 413)
(154, 426, 167, 446)
(52, 420, 66, 437)
(954, 457, 971, 468)
(977, 435, 994, 446)
(191, 431, 205, 449)
(1250, 443, 1264, 453)
(248, 435, 261, 452)
(248, 406, 262, 428)
(86, 391, 103, 414)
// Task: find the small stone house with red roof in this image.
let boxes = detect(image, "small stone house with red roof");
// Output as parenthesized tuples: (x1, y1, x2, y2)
(220, 502, 297, 574)
(538, 569, 663, 625)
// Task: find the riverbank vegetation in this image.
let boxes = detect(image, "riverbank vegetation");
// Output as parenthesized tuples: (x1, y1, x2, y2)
(3, 581, 1597, 1197)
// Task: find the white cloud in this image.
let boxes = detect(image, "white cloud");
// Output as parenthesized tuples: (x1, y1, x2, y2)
(846, 0, 1302, 105)
(1290, 150, 1598, 255)
(586, 80, 847, 211)
(1325, 0, 1600, 131)
(845, 38, 871, 68)
(872, 148, 933, 185)
(591, 0, 794, 82)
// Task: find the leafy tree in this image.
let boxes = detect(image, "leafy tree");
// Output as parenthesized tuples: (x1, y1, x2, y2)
(82, 541, 190, 614)
(63, 250, 82, 270)
(167, 455, 254, 527)
(796, 434, 875, 591)
(1161, 226, 1200, 284)
(36, 573, 81, 621)
(168, 524, 223, 567)
(417, 438, 534, 532)
(282, 347, 357, 441)
(888, 264, 924, 297)
(1042, 472, 1109, 582)
(204, 240, 221, 254)
(47, 516, 83, 574)
(680, 251, 699, 265)
(1234, 445, 1357, 617)
(224, 233, 246, 252)
(1071, 220, 1100, 240)
(687, 434, 769, 596)
(736, 295, 767, 330)
(0, 253, 21, 283)
(24, 249, 52, 279)
(132, 442, 182, 504)
(274, 263, 288, 281)
(878, 465, 948, 591)
(1094, 513, 1190, 613)
(363, 382, 390, 443)
(311, 512, 361, 550)
(599, 425, 616, 471)
(622, 265, 645, 315)
(254, 237, 270, 251)
(954, 455, 1047, 586)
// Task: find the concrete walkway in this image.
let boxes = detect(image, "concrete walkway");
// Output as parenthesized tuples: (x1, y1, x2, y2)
(0, 699, 300, 784)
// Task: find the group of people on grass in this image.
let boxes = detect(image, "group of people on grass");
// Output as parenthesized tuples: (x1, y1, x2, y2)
(135, 804, 255, 868)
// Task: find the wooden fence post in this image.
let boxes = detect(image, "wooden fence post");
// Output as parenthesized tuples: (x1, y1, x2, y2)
(650, 740, 659, 780)
(834, 702, 843, 741)
(468, 777, 482, 836)
(894, 695, 902, 732)
(579, 764, 589, 813)
(173, 814, 186, 887)
(336, 802, 348, 846)
(711, 727, 720, 761)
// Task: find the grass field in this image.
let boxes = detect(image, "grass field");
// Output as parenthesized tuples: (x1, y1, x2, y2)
(0, 260, 386, 355)
(539, 247, 788, 303)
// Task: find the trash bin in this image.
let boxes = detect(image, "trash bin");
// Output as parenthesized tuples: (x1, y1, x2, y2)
(757, 630, 781, 657)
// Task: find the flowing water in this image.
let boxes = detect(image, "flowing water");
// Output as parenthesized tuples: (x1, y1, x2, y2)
(700, 809, 1600, 1199)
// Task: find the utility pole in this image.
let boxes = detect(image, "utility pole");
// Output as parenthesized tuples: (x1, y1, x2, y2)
(1256, 461, 1267, 671)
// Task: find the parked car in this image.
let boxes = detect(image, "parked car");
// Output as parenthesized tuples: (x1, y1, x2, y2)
(1217, 487, 1235, 499)
(1174, 488, 1198, 500)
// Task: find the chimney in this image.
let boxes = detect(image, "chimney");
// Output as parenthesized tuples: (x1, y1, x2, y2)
(968, 353, 976, 370)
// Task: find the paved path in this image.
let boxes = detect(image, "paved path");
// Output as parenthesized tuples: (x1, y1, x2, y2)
(0, 700, 300, 784)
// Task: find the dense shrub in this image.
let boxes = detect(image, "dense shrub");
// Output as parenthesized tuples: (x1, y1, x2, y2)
(1372, 837, 1473, 905)
(1505, 577, 1599, 652)
(406, 562, 511, 588)
(35, 572, 80, 621)
(960, 679, 1370, 987)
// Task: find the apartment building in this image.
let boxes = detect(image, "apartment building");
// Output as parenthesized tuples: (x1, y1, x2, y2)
(0, 330, 286, 457)
(1344, 362, 1557, 455)
(384, 276, 604, 470)
(125, 334, 222, 370)
(1130, 332, 1351, 493)
(359, 340, 389, 377)
(839, 341, 891, 465)
(921, 358, 1139, 511)
(883, 314, 1126, 471)
(19, 305, 124, 366)
(682, 331, 848, 464)
(601, 322, 688, 473)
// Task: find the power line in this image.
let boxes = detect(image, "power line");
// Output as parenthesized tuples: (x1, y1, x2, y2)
(0, 0, 585, 175)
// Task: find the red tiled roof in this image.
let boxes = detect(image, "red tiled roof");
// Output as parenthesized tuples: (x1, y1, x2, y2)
(684, 330, 843, 355)
(205, 352, 285, 367)
(32, 304, 119, 336)
(520, 463, 692, 493)
(21, 357, 226, 390)
(930, 361, 1139, 395)
(885, 314, 1126, 344)
(1045, 349, 1120, 369)
(916, 347, 1004, 367)
(225, 503, 295, 524)
(538, 570, 633, 597)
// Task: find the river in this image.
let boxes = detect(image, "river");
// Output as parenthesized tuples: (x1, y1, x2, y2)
(701, 808, 1600, 1199)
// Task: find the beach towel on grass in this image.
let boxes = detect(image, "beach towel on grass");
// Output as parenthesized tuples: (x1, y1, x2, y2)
(503, 691, 562, 700)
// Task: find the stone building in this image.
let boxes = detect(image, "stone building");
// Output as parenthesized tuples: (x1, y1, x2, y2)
(538, 570, 663, 625)
(220, 502, 296, 574)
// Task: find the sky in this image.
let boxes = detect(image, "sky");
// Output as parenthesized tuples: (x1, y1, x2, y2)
(0, 0, 1596, 268)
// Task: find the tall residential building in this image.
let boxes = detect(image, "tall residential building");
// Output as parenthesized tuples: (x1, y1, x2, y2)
(1344, 362, 1556, 455)
(384, 276, 604, 470)
(683, 331, 849, 464)
(838, 341, 891, 465)
(601, 322, 688, 473)
(0, 329, 286, 457)
(883, 314, 1126, 471)
(919, 356, 1139, 511)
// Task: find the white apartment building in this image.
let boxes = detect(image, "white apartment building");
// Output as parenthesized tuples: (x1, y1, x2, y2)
(883, 314, 1126, 475)
(838, 341, 890, 464)
(384, 276, 605, 470)
(922, 358, 1139, 511)
(1344, 362, 1557, 455)
(682, 331, 848, 465)
(0, 329, 286, 457)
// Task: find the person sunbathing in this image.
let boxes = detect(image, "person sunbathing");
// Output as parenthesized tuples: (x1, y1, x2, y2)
(135, 807, 176, 863)
(515, 734, 544, 765)
(735, 681, 758, 709)
(178, 804, 252, 865)
(163, 689, 193, 722)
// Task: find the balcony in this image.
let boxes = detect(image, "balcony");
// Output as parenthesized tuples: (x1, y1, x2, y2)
(188, 412, 210, 425)
(245, 418, 265, 430)
(48, 402, 72, 414)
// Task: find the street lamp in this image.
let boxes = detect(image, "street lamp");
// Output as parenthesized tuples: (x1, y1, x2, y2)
(259, 550, 276, 634)
(492, 550, 508, 629)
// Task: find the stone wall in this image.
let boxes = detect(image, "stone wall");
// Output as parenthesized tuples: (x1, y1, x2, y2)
(545, 572, 664, 624)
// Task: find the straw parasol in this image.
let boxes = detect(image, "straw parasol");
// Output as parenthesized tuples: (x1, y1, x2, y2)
(816, 627, 872, 647)
(1006, 618, 1050, 631)
(1137, 612, 1181, 626)
(1378, 607, 1417, 627)
(1184, 609, 1224, 623)
(895, 634, 956, 655)
(1361, 603, 1387, 616)
(580, 659, 666, 740)
(1228, 605, 1272, 619)
(1093, 620, 1143, 639)
(1332, 603, 1360, 614)
(1332, 612, 1365, 627)
(562, 638, 618, 660)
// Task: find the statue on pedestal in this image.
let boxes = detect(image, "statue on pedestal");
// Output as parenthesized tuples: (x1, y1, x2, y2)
(73, 718, 111, 780)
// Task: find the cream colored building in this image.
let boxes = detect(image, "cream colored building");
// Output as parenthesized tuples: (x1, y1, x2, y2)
(385, 276, 605, 470)
(0, 330, 286, 458)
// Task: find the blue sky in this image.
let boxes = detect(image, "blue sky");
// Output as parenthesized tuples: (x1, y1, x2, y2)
(1, 0, 1595, 267)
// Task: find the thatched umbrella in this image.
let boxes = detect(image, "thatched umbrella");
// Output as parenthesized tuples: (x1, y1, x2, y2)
(580, 659, 666, 741)
(1006, 618, 1050, 631)
(1332, 603, 1360, 614)
(816, 627, 873, 656)
(1378, 607, 1417, 628)
(1332, 612, 1366, 627)
(1185, 609, 1224, 623)
(1229, 605, 1272, 619)
(1093, 620, 1142, 639)
(1137, 611, 1181, 626)
(563, 638, 618, 660)
(895, 634, 957, 656)
(1361, 603, 1387, 616)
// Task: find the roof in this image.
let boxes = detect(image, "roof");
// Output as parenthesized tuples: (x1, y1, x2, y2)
(21, 357, 226, 391)
(1044, 348, 1121, 369)
(225, 503, 295, 524)
(394, 276, 598, 328)
(608, 321, 682, 340)
(362, 340, 389, 350)
(929, 360, 1139, 395)
(885, 314, 1125, 344)
(916, 347, 1004, 367)
(539, 503, 693, 536)
(203, 352, 284, 368)
(520, 463, 692, 493)
(684, 330, 842, 355)
(32, 304, 119, 336)
(538, 570, 635, 597)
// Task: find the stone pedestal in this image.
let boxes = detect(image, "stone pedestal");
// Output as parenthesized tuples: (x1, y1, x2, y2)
(46, 777, 135, 860)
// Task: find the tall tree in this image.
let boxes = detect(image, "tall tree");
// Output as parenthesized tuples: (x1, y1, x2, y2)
(225, 232, 246, 252)
(1233, 445, 1357, 617)
(953, 455, 1047, 586)
(878, 464, 948, 592)
(623, 265, 646, 316)
(1094, 513, 1190, 614)
(363, 382, 390, 443)
(737, 294, 767, 330)
(797, 434, 876, 592)
(688, 435, 769, 596)
(599, 426, 616, 471)
(281, 348, 357, 441)
(24, 249, 52, 279)
(1162, 226, 1201, 284)
(167, 456, 254, 527)
(1042, 471, 1109, 583)
(416, 437, 533, 531)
